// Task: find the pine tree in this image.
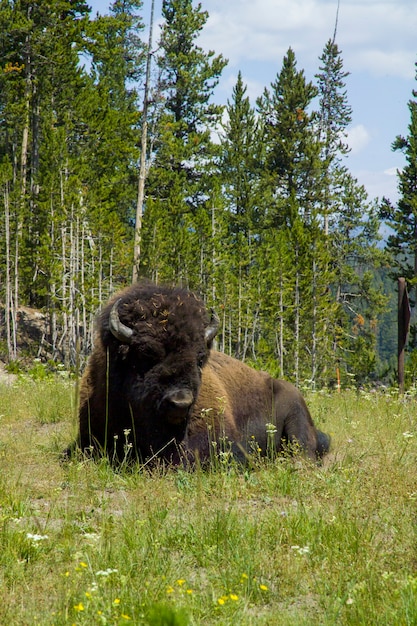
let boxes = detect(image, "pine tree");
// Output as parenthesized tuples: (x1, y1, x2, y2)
(257, 47, 321, 227)
(142, 0, 227, 284)
(82, 0, 144, 228)
(219, 72, 263, 358)
(381, 60, 417, 307)
(256, 48, 330, 383)
(316, 37, 352, 234)
(315, 37, 388, 383)
(332, 181, 387, 384)
(133, 0, 155, 281)
(0, 0, 93, 363)
(0, 0, 144, 363)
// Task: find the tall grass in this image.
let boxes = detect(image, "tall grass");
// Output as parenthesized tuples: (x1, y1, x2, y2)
(0, 376, 416, 625)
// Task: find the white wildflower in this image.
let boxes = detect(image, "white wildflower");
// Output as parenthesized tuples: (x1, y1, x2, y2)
(290, 545, 310, 555)
(83, 533, 100, 544)
(265, 422, 277, 435)
(26, 533, 48, 542)
(96, 568, 118, 577)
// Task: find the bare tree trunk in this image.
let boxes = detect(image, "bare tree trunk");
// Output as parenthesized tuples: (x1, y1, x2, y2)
(49, 193, 58, 360)
(243, 298, 251, 362)
(59, 165, 69, 362)
(220, 283, 226, 354)
(414, 222, 417, 325)
(211, 202, 216, 304)
(311, 258, 317, 385)
(277, 268, 284, 377)
(98, 234, 103, 306)
(200, 239, 204, 290)
(59, 222, 68, 360)
(109, 245, 114, 296)
(71, 211, 80, 365)
(80, 217, 87, 357)
(237, 266, 242, 358)
(132, 0, 155, 282)
(398, 277, 410, 395)
(228, 310, 232, 355)
(250, 306, 260, 361)
(280, 284, 284, 377)
(69, 212, 75, 364)
(4, 180, 17, 360)
(14, 70, 31, 335)
(294, 248, 300, 386)
(4, 182, 11, 356)
(50, 282, 57, 359)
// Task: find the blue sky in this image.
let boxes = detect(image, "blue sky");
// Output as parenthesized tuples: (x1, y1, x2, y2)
(89, 0, 417, 204)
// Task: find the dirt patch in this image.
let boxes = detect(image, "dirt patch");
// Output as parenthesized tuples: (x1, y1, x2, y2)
(0, 361, 17, 386)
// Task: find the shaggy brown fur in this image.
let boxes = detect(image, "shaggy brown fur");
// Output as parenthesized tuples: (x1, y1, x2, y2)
(69, 282, 330, 465)
(188, 351, 328, 462)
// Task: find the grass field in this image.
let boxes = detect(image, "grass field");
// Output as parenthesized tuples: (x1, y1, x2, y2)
(0, 372, 416, 625)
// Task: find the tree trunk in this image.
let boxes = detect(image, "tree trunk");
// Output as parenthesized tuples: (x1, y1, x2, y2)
(294, 246, 300, 385)
(398, 277, 410, 394)
(132, 0, 155, 282)
(279, 269, 284, 377)
(311, 258, 317, 385)
(4, 180, 17, 360)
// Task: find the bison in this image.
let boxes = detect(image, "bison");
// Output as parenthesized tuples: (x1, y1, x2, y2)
(69, 282, 330, 465)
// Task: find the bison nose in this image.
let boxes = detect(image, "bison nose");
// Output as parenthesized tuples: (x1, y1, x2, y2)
(162, 388, 194, 424)
(165, 388, 194, 409)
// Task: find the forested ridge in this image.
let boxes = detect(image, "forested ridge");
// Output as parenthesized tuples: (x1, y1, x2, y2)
(0, 0, 416, 387)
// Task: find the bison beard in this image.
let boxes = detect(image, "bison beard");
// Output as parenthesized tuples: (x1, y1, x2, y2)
(69, 282, 330, 465)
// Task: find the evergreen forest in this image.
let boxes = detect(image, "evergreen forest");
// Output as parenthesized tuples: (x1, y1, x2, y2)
(1, 0, 416, 388)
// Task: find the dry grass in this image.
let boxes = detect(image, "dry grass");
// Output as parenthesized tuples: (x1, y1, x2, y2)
(0, 376, 416, 625)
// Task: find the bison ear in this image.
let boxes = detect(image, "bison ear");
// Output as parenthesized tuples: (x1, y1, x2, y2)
(109, 298, 134, 344)
(205, 309, 219, 345)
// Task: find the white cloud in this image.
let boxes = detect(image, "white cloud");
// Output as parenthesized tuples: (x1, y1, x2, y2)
(351, 168, 399, 203)
(202, 0, 335, 66)
(90, 0, 415, 205)
(218, 72, 265, 104)
(201, 0, 417, 80)
(384, 167, 400, 177)
(349, 50, 415, 80)
(347, 124, 371, 154)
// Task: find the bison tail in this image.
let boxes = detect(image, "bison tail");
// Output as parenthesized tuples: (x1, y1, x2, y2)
(316, 430, 331, 458)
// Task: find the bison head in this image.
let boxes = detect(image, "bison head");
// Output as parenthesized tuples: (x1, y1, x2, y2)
(98, 284, 219, 460)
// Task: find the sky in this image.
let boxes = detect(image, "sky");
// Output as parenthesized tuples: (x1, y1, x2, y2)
(89, 0, 417, 204)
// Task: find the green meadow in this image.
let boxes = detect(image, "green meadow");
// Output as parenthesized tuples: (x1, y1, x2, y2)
(0, 373, 416, 625)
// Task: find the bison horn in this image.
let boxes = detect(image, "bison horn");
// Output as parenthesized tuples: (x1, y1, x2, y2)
(109, 298, 134, 343)
(205, 309, 220, 344)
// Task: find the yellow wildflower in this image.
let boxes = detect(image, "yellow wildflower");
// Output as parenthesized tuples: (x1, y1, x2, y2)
(230, 594, 239, 601)
(259, 584, 269, 591)
(73, 603, 84, 612)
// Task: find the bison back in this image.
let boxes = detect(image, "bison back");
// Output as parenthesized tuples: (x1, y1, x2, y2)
(187, 351, 329, 462)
